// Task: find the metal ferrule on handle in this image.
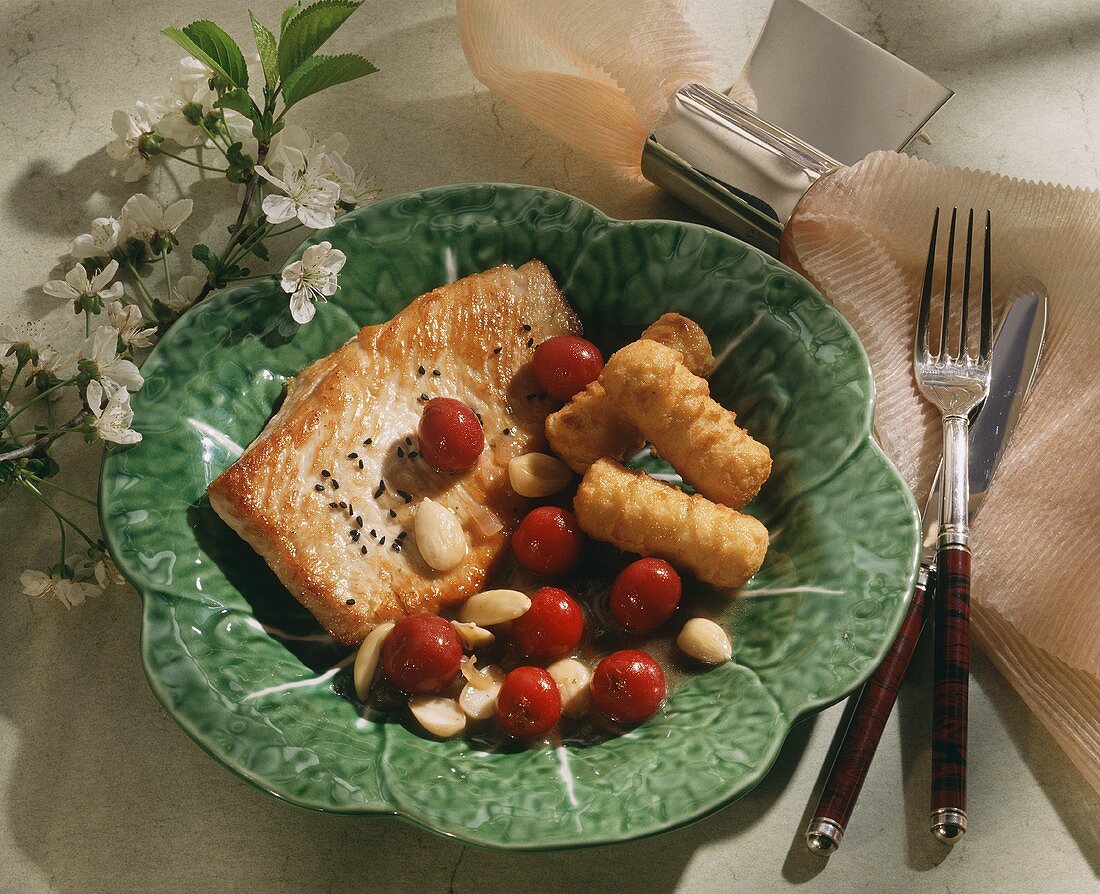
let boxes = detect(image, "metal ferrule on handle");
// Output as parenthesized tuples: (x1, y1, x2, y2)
(937, 414, 971, 548)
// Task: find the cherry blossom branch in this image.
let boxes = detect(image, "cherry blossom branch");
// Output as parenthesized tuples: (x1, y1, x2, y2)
(0, 409, 87, 464)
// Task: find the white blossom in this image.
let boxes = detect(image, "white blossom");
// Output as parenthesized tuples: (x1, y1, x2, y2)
(119, 194, 193, 244)
(20, 569, 100, 608)
(167, 274, 204, 310)
(149, 56, 216, 147)
(86, 379, 141, 445)
(43, 260, 123, 311)
(106, 103, 160, 181)
(80, 325, 144, 393)
(71, 217, 122, 260)
(92, 555, 126, 589)
(106, 300, 156, 349)
(279, 241, 346, 324)
(221, 109, 259, 158)
(328, 151, 380, 207)
(256, 125, 342, 228)
(0, 323, 39, 363)
(36, 341, 78, 382)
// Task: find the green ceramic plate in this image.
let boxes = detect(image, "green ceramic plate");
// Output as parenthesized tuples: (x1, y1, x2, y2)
(99, 184, 919, 850)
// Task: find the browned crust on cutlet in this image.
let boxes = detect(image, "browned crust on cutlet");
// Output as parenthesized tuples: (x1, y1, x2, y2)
(208, 261, 580, 645)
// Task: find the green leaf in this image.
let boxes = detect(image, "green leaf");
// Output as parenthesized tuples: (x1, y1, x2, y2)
(162, 21, 249, 89)
(281, 53, 377, 108)
(280, 1, 303, 35)
(214, 87, 258, 121)
(192, 243, 218, 272)
(277, 0, 361, 80)
(249, 11, 279, 88)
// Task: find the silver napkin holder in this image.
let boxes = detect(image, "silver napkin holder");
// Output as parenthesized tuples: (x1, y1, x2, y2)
(640, 0, 953, 254)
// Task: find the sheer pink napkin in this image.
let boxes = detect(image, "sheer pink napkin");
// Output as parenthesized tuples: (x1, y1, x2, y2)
(458, 0, 1100, 794)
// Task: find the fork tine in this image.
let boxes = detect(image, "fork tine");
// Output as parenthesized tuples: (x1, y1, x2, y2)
(979, 210, 993, 361)
(939, 208, 958, 358)
(915, 207, 940, 363)
(959, 209, 974, 357)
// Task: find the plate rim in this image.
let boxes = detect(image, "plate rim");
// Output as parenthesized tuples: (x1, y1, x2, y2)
(99, 182, 921, 851)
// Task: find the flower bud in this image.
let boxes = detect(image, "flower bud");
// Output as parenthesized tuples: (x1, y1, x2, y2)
(182, 102, 206, 125)
(138, 131, 164, 158)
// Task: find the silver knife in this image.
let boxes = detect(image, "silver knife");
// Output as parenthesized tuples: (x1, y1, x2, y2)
(806, 277, 1049, 856)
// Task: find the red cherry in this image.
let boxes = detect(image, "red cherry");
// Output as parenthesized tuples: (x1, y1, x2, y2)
(381, 614, 462, 694)
(511, 587, 584, 659)
(590, 649, 666, 724)
(512, 506, 586, 576)
(417, 398, 484, 473)
(533, 336, 604, 401)
(610, 558, 682, 633)
(496, 666, 563, 738)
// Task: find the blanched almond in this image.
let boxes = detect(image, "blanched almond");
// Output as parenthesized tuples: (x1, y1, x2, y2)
(452, 620, 496, 650)
(409, 695, 467, 738)
(546, 657, 592, 716)
(677, 618, 732, 664)
(459, 664, 505, 720)
(459, 589, 531, 626)
(353, 621, 395, 701)
(508, 452, 573, 498)
(414, 498, 467, 571)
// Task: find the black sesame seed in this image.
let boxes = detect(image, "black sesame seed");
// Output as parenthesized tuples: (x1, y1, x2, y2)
(397, 446, 405, 458)
(526, 338, 534, 348)
(328, 501, 338, 508)
(346, 598, 356, 606)
(358, 459, 364, 469)
(363, 438, 373, 446)
(361, 546, 368, 554)
(355, 516, 363, 528)
(331, 480, 340, 490)
(432, 369, 441, 377)
(475, 412, 483, 424)
(370, 529, 377, 538)
(525, 393, 536, 401)
(405, 436, 413, 446)
(522, 324, 532, 332)
(351, 530, 360, 542)
(420, 393, 429, 402)
(417, 365, 425, 375)
(321, 469, 331, 478)
(397, 530, 408, 540)
(503, 427, 513, 436)
(397, 490, 413, 504)
(374, 480, 386, 498)
(392, 543, 402, 552)
(379, 536, 386, 546)
(339, 501, 347, 508)
(347, 452, 358, 459)
(347, 502, 354, 515)
(493, 346, 502, 354)
(408, 450, 419, 459)
(388, 509, 397, 519)
(314, 484, 325, 491)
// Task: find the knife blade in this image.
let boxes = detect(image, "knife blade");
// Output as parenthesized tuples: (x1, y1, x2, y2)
(920, 277, 1049, 562)
(806, 277, 1049, 857)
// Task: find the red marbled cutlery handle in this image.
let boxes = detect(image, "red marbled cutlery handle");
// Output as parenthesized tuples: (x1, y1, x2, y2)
(805, 571, 932, 855)
(930, 544, 970, 843)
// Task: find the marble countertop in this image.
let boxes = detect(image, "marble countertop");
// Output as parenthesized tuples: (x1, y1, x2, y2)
(1, 1, 1097, 891)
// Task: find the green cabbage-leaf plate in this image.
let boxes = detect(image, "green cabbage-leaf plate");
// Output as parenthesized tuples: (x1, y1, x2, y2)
(99, 184, 919, 850)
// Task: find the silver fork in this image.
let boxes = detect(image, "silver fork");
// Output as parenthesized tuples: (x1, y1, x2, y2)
(914, 207, 993, 844)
